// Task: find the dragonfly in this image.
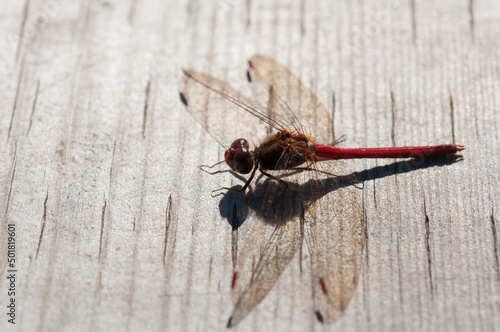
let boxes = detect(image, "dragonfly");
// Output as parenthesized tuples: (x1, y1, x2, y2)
(179, 55, 464, 327)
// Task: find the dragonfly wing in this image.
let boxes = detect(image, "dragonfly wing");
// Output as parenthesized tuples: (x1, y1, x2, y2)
(247, 55, 334, 143)
(228, 179, 304, 327)
(230, 162, 363, 325)
(180, 70, 281, 148)
(228, 220, 300, 327)
(248, 55, 364, 321)
(302, 162, 364, 322)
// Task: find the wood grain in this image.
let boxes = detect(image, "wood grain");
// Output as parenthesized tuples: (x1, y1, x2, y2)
(1, 0, 499, 331)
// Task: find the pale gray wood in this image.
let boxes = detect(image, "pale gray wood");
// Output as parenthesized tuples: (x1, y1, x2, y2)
(0, 0, 499, 331)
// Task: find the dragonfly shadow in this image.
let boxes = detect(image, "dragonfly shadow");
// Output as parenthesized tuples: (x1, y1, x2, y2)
(219, 172, 357, 230)
(352, 154, 464, 182)
(218, 186, 247, 230)
(218, 154, 463, 230)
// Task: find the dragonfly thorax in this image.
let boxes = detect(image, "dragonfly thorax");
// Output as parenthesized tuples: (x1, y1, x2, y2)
(256, 132, 317, 171)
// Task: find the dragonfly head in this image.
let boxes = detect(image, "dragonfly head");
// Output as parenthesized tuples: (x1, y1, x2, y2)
(225, 138, 254, 174)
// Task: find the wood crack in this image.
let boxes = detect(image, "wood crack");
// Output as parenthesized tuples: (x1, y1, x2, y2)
(27, 79, 40, 135)
(449, 94, 456, 145)
(469, 0, 475, 40)
(423, 199, 434, 299)
(231, 203, 239, 269)
(362, 196, 368, 271)
(15, 0, 31, 61)
(396, 236, 404, 305)
(5, 144, 18, 215)
(490, 211, 499, 282)
(8, 57, 26, 140)
(245, 0, 252, 27)
(409, 0, 417, 44)
(299, 0, 306, 36)
(98, 197, 107, 262)
(390, 89, 396, 147)
(331, 91, 336, 141)
(142, 77, 152, 139)
(36, 191, 49, 259)
(128, 0, 137, 26)
(163, 195, 176, 266)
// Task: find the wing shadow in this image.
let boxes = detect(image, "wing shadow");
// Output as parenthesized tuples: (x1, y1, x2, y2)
(215, 154, 462, 327)
(219, 154, 463, 229)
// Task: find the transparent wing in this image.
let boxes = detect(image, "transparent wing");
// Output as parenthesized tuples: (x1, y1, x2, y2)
(180, 57, 363, 326)
(228, 177, 303, 327)
(229, 161, 364, 326)
(228, 213, 300, 327)
(180, 70, 280, 148)
(302, 162, 364, 323)
(247, 55, 334, 143)
(226, 56, 363, 326)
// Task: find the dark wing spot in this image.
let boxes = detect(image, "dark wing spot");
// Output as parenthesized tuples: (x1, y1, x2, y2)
(315, 310, 324, 323)
(227, 316, 234, 328)
(231, 272, 238, 289)
(319, 277, 328, 295)
(246, 70, 252, 82)
(179, 92, 188, 106)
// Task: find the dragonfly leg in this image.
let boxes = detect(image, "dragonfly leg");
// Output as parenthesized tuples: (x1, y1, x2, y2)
(210, 163, 258, 195)
(199, 160, 226, 169)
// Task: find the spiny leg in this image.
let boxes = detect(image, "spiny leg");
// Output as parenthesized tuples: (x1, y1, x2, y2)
(211, 163, 259, 195)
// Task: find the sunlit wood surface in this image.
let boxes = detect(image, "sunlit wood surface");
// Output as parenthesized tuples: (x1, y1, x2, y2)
(1, 1, 499, 331)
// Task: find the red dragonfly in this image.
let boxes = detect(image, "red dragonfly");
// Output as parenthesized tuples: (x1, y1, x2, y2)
(179, 55, 464, 327)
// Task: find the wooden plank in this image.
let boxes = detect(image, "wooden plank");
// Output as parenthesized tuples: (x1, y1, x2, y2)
(1, 0, 498, 331)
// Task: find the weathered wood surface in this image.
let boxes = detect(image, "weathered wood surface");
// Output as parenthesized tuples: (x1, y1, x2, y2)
(1, 0, 499, 331)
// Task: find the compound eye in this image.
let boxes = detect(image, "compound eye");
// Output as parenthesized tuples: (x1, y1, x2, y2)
(225, 138, 253, 174)
(233, 145, 253, 174)
(230, 138, 250, 150)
